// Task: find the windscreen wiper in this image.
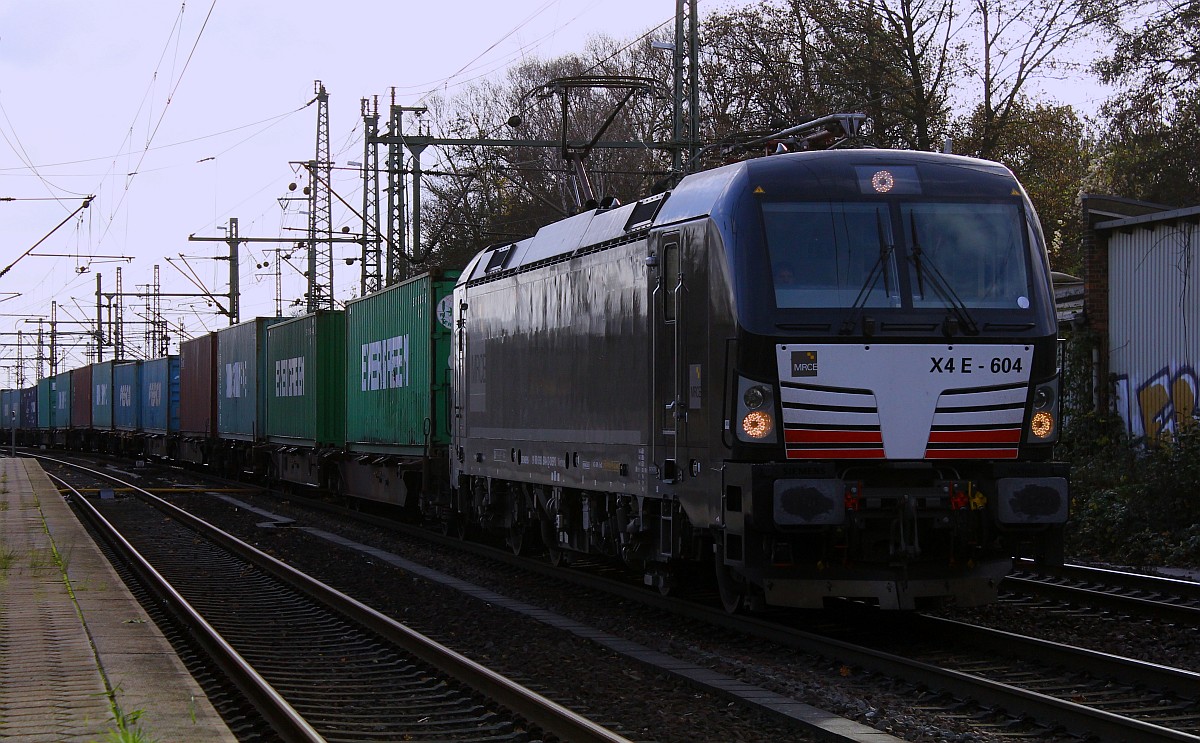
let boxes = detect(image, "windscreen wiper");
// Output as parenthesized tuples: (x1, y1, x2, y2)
(839, 209, 893, 336)
(908, 213, 979, 336)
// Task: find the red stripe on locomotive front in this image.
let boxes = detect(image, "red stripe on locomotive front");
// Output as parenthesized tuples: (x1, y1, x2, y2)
(926, 428, 1022, 444)
(785, 429, 883, 444)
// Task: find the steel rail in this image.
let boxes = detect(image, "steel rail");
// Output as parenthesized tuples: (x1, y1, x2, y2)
(1007, 558, 1200, 621)
(323, 499, 1200, 742)
(47, 470, 324, 743)
(41, 454, 632, 743)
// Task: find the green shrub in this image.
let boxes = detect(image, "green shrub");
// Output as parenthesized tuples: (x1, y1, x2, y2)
(1056, 331, 1200, 568)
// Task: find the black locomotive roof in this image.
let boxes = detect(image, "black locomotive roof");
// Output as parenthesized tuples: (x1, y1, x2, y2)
(461, 149, 1021, 284)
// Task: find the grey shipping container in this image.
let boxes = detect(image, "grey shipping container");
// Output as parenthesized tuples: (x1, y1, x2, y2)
(217, 317, 281, 441)
(180, 333, 217, 437)
(142, 356, 180, 434)
(92, 360, 114, 430)
(113, 361, 142, 431)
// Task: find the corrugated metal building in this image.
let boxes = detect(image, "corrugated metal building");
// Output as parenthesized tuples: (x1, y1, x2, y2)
(1087, 198, 1200, 439)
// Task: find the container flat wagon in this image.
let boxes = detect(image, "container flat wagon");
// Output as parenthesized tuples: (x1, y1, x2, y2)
(265, 310, 346, 488)
(340, 271, 458, 509)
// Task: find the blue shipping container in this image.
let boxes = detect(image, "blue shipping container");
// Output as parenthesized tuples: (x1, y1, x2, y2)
(114, 361, 142, 431)
(92, 361, 114, 429)
(20, 386, 37, 429)
(142, 356, 180, 434)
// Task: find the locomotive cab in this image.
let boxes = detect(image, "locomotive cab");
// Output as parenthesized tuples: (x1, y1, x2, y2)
(690, 150, 1068, 609)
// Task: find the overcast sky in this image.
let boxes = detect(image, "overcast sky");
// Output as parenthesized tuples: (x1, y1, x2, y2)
(0, 0, 684, 383)
(1, 0, 1105, 386)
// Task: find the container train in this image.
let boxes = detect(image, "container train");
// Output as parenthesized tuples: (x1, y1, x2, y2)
(2, 147, 1069, 610)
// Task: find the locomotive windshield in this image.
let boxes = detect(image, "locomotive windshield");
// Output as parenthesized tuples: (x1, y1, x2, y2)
(903, 203, 1030, 310)
(764, 202, 898, 309)
(763, 200, 1032, 312)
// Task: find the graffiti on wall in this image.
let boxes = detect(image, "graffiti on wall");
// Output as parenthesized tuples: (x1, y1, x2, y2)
(1134, 364, 1198, 440)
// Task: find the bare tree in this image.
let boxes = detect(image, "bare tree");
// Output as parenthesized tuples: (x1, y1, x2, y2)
(420, 38, 671, 269)
(809, 0, 963, 150)
(964, 0, 1117, 158)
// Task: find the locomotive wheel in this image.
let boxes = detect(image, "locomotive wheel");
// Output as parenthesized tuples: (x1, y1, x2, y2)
(537, 500, 567, 565)
(713, 543, 743, 614)
(443, 512, 469, 541)
(507, 486, 530, 556)
(547, 543, 569, 567)
(506, 496, 525, 554)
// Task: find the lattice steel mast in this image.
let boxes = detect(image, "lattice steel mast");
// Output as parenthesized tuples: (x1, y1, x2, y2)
(307, 81, 334, 311)
(360, 96, 382, 296)
(672, 0, 700, 174)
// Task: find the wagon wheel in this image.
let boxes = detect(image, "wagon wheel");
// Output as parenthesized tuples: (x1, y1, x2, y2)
(713, 543, 743, 614)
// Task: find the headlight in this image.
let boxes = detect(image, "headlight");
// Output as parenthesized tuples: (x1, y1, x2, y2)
(1033, 387, 1051, 410)
(742, 410, 774, 439)
(735, 376, 778, 443)
(1030, 411, 1054, 438)
(743, 385, 767, 409)
(1026, 378, 1059, 443)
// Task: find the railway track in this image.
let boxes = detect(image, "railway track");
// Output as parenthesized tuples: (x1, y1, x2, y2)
(1001, 558, 1200, 621)
(46, 452, 1200, 741)
(225, 485, 1200, 742)
(44, 455, 631, 743)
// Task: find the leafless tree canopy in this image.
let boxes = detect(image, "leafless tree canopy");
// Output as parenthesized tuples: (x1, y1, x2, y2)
(416, 0, 1132, 275)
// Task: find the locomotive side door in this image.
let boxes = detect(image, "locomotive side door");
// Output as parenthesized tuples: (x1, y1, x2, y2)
(651, 230, 682, 483)
(651, 227, 707, 484)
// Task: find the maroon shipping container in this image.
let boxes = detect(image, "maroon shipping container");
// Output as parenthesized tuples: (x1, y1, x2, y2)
(180, 332, 218, 437)
(71, 364, 93, 428)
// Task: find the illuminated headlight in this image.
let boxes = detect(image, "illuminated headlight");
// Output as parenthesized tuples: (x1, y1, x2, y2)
(1026, 378, 1060, 443)
(742, 410, 774, 439)
(736, 376, 779, 443)
(1030, 411, 1054, 439)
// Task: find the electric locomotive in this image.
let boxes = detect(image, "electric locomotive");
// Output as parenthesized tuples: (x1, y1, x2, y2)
(449, 139, 1067, 611)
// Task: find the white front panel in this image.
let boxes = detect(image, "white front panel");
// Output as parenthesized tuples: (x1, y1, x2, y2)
(776, 344, 1033, 460)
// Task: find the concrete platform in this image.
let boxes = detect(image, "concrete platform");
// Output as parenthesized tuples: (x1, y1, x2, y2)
(0, 456, 237, 742)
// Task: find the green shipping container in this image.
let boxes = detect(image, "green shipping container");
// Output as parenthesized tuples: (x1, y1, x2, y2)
(344, 270, 458, 454)
(36, 377, 53, 429)
(265, 310, 346, 447)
